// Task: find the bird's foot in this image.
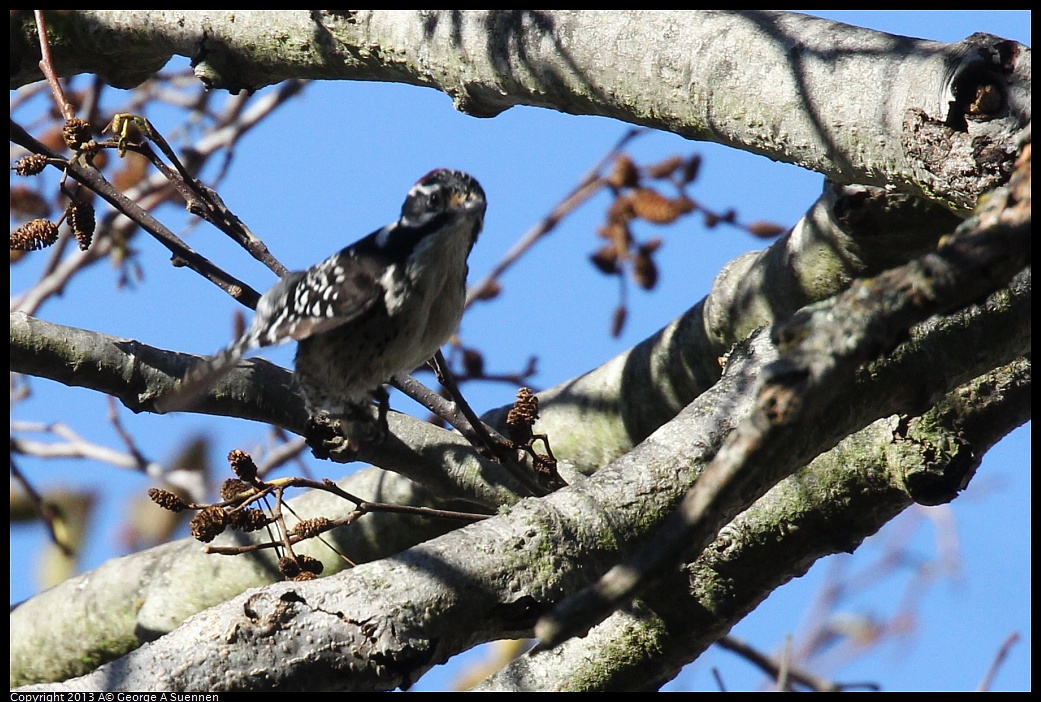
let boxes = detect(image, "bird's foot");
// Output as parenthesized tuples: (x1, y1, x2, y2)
(304, 404, 386, 460)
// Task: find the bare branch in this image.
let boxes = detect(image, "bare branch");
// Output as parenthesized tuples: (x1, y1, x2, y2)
(535, 145, 1030, 646)
(12, 11, 1029, 211)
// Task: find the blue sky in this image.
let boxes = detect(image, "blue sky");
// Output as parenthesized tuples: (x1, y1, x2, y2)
(10, 11, 1030, 692)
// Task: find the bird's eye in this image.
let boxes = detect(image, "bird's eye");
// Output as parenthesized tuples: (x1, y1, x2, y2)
(426, 190, 442, 210)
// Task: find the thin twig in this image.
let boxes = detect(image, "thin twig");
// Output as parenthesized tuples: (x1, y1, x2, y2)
(976, 632, 1021, 692)
(12, 83, 301, 315)
(429, 351, 516, 461)
(33, 11, 75, 121)
(202, 476, 489, 556)
(716, 635, 880, 692)
(534, 144, 1030, 650)
(11, 420, 154, 473)
(257, 434, 310, 479)
(10, 456, 75, 556)
(465, 128, 644, 307)
(114, 114, 292, 278)
(10, 119, 263, 308)
(106, 396, 150, 471)
(392, 359, 548, 497)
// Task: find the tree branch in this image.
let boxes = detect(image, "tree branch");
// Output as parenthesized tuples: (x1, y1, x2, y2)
(10, 11, 1029, 211)
(535, 147, 1031, 645)
(13, 275, 1029, 690)
(9, 467, 475, 687)
(482, 181, 964, 472)
(475, 358, 1029, 691)
(8, 312, 533, 508)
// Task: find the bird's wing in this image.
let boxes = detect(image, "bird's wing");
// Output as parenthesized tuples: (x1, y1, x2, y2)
(257, 239, 393, 345)
(157, 230, 396, 412)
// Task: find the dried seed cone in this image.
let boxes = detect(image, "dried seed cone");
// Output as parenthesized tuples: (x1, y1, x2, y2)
(62, 118, 93, 150)
(15, 154, 48, 176)
(190, 506, 227, 543)
(67, 203, 96, 250)
(11, 219, 59, 251)
(148, 488, 188, 513)
(228, 449, 258, 482)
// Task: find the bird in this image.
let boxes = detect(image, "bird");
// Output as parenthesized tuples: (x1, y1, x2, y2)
(157, 169, 486, 442)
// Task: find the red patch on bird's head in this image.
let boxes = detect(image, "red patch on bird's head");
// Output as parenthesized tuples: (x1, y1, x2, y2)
(417, 169, 448, 185)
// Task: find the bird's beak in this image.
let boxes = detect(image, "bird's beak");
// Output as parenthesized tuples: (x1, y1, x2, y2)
(454, 192, 486, 215)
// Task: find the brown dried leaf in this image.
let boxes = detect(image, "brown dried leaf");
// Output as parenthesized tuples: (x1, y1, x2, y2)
(640, 237, 663, 254)
(672, 194, 696, 215)
(472, 280, 501, 301)
(646, 155, 684, 179)
(632, 250, 658, 290)
(611, 305, 627, 337)
(607, 193, 635, 223)
(746, 221, 787, 238)
(606, 154, 640, 189)
(462, 348, 485, 377)
(112, 151, 150, 191)
(10, 185, 52, 219)
(631, 188, 679, 224)
(682, 155, 702, 183)
(590, 245, 621, 275)
(599, 220, 632, 255)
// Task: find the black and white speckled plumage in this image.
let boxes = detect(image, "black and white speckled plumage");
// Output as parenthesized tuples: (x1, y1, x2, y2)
(160, 169, 485, 421)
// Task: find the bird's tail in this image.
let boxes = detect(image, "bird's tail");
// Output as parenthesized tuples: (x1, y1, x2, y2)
(154, 336, 252, 413)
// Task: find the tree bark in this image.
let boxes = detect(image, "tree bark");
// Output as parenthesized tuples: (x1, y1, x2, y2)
(11, 11, 1030, 211)
(9, 10, 1030, 691)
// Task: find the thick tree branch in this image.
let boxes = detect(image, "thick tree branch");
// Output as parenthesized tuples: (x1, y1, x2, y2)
(14, 274, 1029, 691)
(8, 313, 531, 509)
(475, 359, 1030, 691)
(11, 161, 1025, 503)
(10, 311, 301, 428)
(13, 175, 1027, 686)
(483, 182, 964, 471)
(536, 145, 1031, 646)
(9, 467, 471, 687)
(10, 11, 1029, 211)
